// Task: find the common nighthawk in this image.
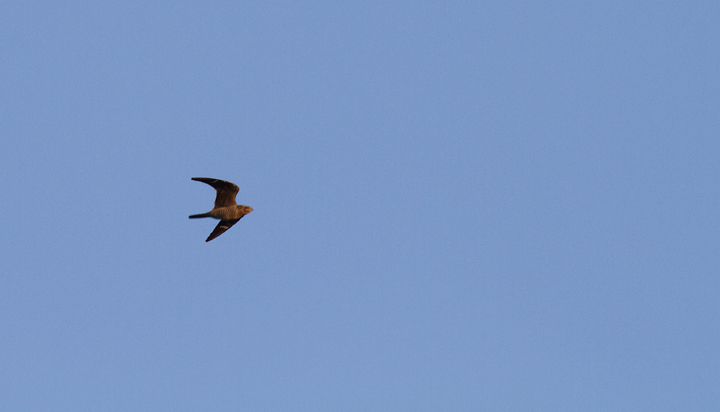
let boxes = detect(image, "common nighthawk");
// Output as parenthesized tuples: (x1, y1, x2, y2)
(189, 177, 253, 242)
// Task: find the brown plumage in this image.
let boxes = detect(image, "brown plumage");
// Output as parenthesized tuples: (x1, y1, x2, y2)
(189, 177, 253, 242)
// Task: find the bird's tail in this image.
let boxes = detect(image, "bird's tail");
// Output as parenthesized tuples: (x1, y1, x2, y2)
(189, 212, 212, 219)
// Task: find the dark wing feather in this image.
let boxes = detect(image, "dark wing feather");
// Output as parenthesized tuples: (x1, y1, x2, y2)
(205, 218, 241, 242)
(192, 177, 240, 208)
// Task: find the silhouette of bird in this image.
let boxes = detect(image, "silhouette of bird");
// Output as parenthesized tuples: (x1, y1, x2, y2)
(189, 177, 253, 242)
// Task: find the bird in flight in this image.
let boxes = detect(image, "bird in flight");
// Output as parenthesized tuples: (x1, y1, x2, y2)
(189, 177, 253, 242)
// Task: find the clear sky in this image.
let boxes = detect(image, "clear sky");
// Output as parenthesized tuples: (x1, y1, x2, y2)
(1, 1, 718, 410)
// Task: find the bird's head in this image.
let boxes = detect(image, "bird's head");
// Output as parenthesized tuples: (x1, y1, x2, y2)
(241, 205, 253, 214)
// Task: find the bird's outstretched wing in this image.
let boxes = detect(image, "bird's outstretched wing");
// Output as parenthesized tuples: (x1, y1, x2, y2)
(205, 218, 241, 242)
(192, 177, 240, 208)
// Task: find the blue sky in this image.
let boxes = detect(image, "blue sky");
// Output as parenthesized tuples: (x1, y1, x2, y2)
(1, 1, 719, 410)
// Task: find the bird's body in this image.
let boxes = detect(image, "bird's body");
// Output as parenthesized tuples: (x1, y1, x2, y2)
(189, 177, 253, 242)
(189, 206, 252, 221)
